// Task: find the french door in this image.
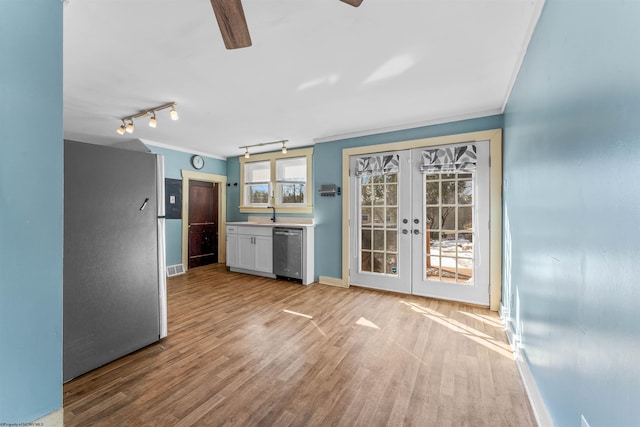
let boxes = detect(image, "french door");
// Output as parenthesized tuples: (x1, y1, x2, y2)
(349, 141, 490, 305)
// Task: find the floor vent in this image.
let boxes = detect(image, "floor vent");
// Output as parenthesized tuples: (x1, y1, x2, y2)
(166, 264, 185, 277)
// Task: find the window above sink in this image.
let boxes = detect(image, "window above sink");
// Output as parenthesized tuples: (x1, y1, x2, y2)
(239, 147, 313, 214)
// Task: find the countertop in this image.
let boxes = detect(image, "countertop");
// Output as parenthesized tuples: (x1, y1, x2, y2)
(226, 221, 315, 228)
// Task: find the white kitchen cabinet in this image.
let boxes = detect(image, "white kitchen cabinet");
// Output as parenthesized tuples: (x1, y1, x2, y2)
(228, 225, 274, 276)
(226, 222, 314, 283)
(226, 225, 239, 268)
(253, 235, 273, 273)
(236, 234, 255, 270)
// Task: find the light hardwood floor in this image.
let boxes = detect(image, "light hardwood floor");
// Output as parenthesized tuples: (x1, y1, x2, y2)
(63, 264, 536, 426)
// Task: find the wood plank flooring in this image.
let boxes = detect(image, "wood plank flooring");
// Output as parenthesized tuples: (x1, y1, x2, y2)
(63, 264, 536, 426)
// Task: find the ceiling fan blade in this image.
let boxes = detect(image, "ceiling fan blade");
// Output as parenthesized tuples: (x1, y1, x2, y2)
(340, 0, 364, 7)
(209, 0, 252, 49)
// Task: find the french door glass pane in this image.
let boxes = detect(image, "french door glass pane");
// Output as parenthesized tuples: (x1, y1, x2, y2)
(423, 172, 474, 285)
(362, 229, 372, 250)
(359, 172, 399, 276)
(362, 251, 372, 272)
(426, 207, 439, 230)
(442, 181, 456, 204)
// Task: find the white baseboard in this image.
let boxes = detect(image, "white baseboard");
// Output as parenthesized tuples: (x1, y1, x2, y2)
(34, 407, 63, 427)
(319, 276, 348, 288)
(501, 304, 554, 427)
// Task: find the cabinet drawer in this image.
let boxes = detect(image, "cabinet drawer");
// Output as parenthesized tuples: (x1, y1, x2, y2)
(237, 226, 272, 237)
(226, 225, 238, 234)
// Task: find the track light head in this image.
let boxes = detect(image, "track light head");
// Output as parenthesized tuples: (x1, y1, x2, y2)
(117, 121, 126, 135)
(149, 113, 157, 128)
(125, 121, 134, 134)
(281, 141, 287, 154)
(170, 106, 179, 121)
(244, 148, 250, 159)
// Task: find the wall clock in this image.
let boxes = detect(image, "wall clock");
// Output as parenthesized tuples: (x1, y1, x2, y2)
(191, 155, 204, 170)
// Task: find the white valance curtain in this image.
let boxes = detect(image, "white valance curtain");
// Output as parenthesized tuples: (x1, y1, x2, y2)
(355, 154, 400, 177)
(420, 144, 477, 173)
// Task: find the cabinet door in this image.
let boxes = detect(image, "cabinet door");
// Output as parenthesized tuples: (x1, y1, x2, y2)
(253, 236, 273, 273)
(226, 233, 238, 267)
(237, 235, 255, 270)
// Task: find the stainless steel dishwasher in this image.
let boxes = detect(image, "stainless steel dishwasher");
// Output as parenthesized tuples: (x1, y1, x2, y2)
(273, 227, 303, 281)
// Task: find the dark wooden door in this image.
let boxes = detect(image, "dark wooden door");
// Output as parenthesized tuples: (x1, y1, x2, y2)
(188, 180, 218, 268)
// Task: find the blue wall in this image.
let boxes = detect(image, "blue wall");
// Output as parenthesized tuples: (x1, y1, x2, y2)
(0, 1, 63, 422)
(225, 116, 502, 280)
(226, 157, 245, 222)
(502, 1, 640, 426)
(147, 145, 227, 266)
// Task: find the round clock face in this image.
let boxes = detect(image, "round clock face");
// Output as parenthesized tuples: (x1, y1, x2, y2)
(191, 155, 204, 170)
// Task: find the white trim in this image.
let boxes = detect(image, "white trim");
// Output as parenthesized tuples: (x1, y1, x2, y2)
(500, 0, 546, 114)
(34, 407, 63, 427)
(156, 155, 168, 339)
(314, 109, 501, 145)
(502, 308, 554, 427)
(499, 302, 509, 320)
(319, 276, 348, 288)
(142, 139, 226, 161)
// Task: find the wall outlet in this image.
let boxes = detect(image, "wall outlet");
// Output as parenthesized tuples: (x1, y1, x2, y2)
(581, 414, 591, 427)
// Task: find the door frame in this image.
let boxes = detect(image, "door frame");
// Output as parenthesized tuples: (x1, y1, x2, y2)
(341, 129, 503, 310)
(181, 170, 227, 270)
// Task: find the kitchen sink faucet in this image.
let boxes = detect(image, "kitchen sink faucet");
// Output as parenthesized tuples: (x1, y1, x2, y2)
(268, 206, 276, 223)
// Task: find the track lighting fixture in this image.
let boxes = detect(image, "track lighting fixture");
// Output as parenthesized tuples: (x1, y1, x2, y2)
(116, 102, 178, 135)
(239, 139, 289, 158)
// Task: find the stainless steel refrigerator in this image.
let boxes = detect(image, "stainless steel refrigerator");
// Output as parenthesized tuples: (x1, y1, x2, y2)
(63, 140, 167, 382)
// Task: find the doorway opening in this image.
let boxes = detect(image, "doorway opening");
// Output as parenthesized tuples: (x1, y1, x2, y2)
(348, 142, 490, 305)
(181, 170, 227, 271)
(188, 180, 219, 268)
(341, 129, 503, 310)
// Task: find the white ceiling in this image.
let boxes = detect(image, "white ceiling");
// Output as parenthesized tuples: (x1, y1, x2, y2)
(63, 0, 543, 159)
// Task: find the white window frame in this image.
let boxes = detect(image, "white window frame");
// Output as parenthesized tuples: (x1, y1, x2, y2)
(243, 160, 271, 207)
(239, 147, 313, 214)
(275, 156, 307, 207)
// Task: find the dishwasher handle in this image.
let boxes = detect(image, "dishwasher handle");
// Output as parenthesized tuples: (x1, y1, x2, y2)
(273, 228, 303, 236)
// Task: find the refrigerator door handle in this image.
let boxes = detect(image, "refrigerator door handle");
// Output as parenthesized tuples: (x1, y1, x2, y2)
(139, 198, 149, 211)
